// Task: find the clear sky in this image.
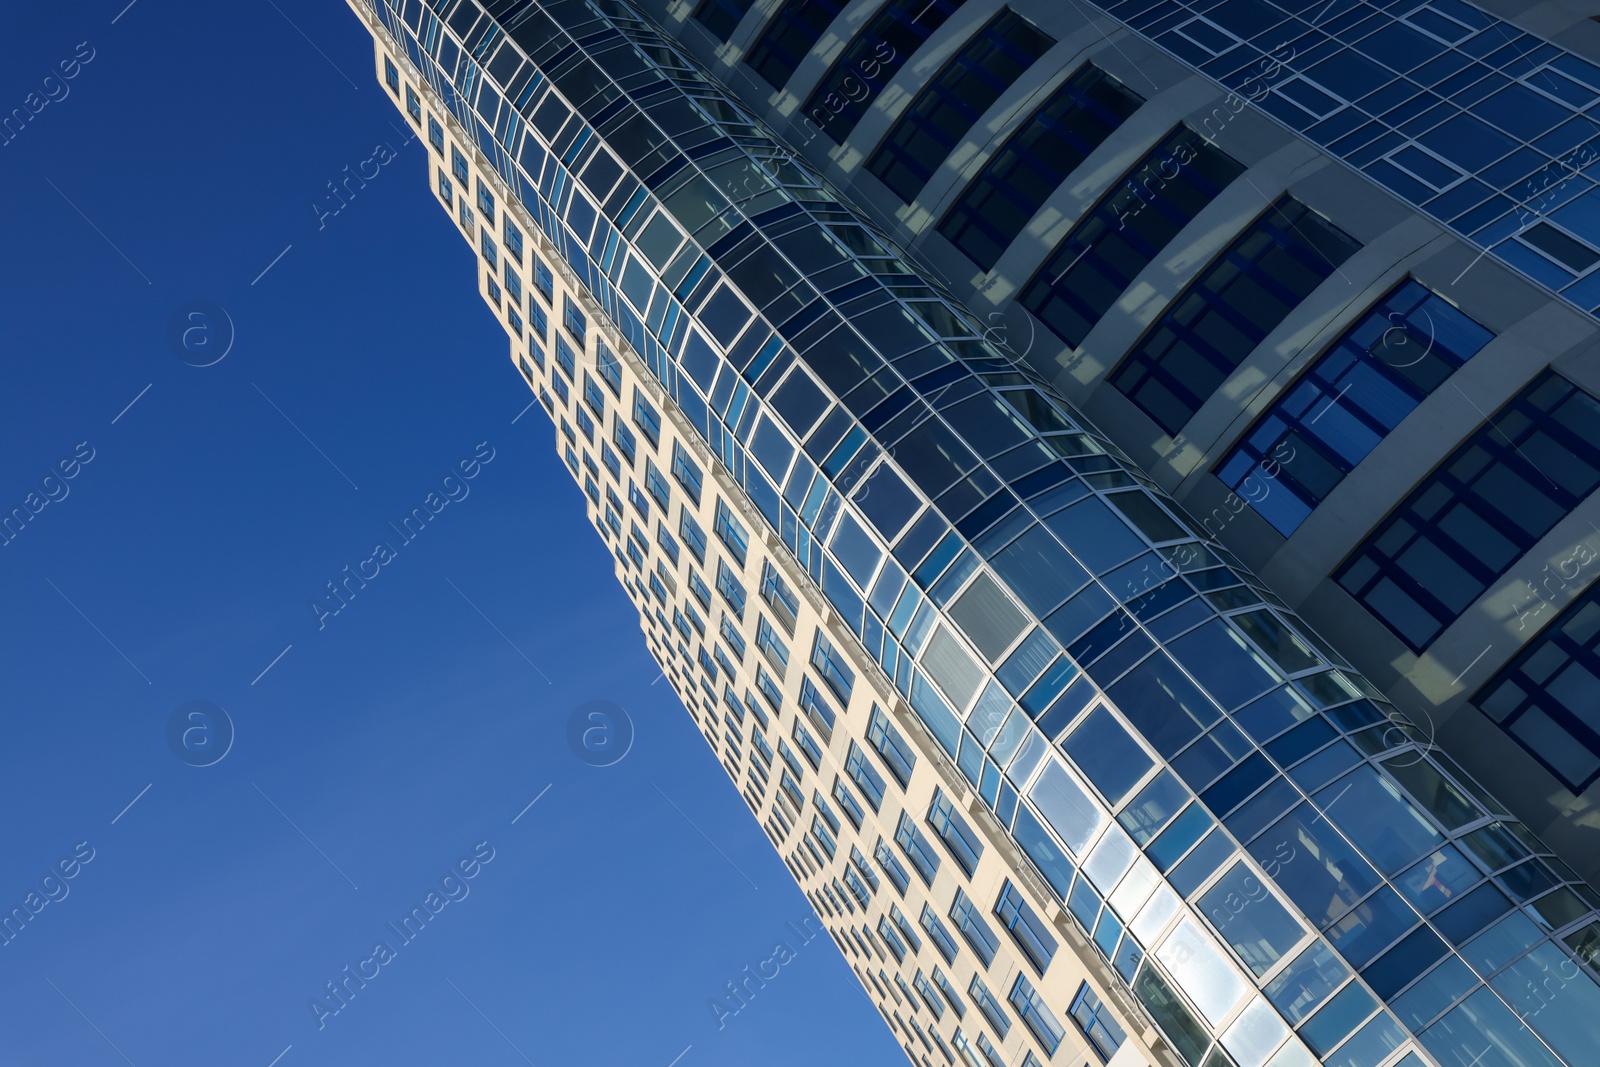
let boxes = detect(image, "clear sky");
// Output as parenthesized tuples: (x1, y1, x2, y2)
(0, 3, 904, 1064)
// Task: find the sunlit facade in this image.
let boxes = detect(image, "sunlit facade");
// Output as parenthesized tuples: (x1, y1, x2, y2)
(349, 1, 1600, 1066)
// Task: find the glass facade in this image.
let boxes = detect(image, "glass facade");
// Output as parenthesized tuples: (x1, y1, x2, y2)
(354, 3, 1600, 1067)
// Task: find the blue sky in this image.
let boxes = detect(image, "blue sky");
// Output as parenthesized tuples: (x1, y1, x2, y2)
(0, 3, 902, 1064)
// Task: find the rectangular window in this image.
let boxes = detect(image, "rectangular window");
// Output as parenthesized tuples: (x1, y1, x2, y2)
(939, 63, 1143, 271)
(810, 630, 856, 702)
(867, 706, 916, 786)
(613, 418, 637, 464)
(596, 339, 622, 396)
(920, 903, 960, 963)
(756, 663, 784, 709)
(1017, 130, 1241, 347)
(845, 742, 886, 809)
(555, 335, 576, 379)
(688, 570, 710, 609)
(457, 198, 474, 233)
(427, 114, 444, 155)
(627, 479, 650, 521)
(533, 254, 554, 304)
(681, 508, 707, 563)
(866, 11, 1056, 204)
(1070, 984, 1127, 1062)
(714, 499, 749, 565)
(437, 167, 454, 206)
(932, 967, 965, 1018)
(1338, 371, 1600, 650)
(746, 0, 845, 89)
(1110, 196, 1361, 435)
(691, 0, 754, 41)
(928, 788, 983, 875)
(793, 720, 823, 768)
(895, 813, 941, 885)
(779, 768, 804, 808)
(995, 881, 1057, 974)
(672, 442, 703, 504)
(891, 906, 923, 954)
(799, 677, 837, 740)
(877, 916, 908, 962)
(718, 560, 748, 618)
(383, 56, 400, 94)
(969, 975, 1010, 1038)
(504, 264, 523, 307)
(832, 776, 865, 828)
(875, 835, 911, 894)
(843, 865, 871, 908)
(914, 970, 945, 1020)
(479, 229, 498, 270)
(1217, 280, 1495, 536)
(451, 145, 469, 187)
(476, 179, 496, 225)
(503, 218, 524, 264)
(801, 0, 965, 145)
(563, 295, 588, 347)
(950, 889, 999, 966)
(582, 373, 606, 420)
(811, 813, 837, 859)
(529, 300, 549, 341)
(645, 458, 672, 510)
(633, 390, 662, 447)
(1476, 582, 1600, 791)
(760, 561, 800, 635)
(405, 84, 422, 123)
(719, 614, 746, 660)
(756, 615, 789, 673)
(573, 406, 595, 443)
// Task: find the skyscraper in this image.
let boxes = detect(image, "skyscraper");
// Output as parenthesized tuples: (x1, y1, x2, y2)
(346, 1, 1600, 1065)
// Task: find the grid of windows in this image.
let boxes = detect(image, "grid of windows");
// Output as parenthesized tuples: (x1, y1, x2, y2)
(1070, 984, 1126, 1062)
(1110, 196, 1362, 435)
(1476, 584, 1600, 790)
(1217, 280, 1495, 536)
(800, 0, 965, 145)
(1338, 371, 1600, 650)
(745, 0, 845, 90)
(690, 0, 753, 41)
(939, 64, 1143, 271)
(1020, 124, 1244, 350)
(866, 10, 1056, 204)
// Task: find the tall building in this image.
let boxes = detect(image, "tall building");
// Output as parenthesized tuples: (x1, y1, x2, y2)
(346, 1, 1600, 1066)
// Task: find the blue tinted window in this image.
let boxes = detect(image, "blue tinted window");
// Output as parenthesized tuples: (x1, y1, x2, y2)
(867, 11, 1056, 204)
(1216, 280, 1494, 535)
(950, 888, 999, 964)
(1110, 197, 1361, 435)
(1070, 983, 1126, 1062)
(1021, 125, 1244, 348)
(995, 881, 1057, 974)
(746, 0, 845, 89)
(939, 64, 1144, 271)
(1009, 974, 1065, 1056)
(802, 0, 967, 144)
(691, 0, 754, 41)
(1476, 582, 1600, 790)
(1337, 371, 1600, 650)
(928, 787, 984, 875)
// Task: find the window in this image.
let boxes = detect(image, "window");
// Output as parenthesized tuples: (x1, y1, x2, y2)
(645, 458, 672, 510)
(718, 560, 748, 618)
(890, 903, 922, 953)
(476, 179, 496, 225)
(563, 295, 587, 347)
(843, 865, 871, 908)
(479, 229, 498, 271)
(437, 167, 454, 206)
(1217, 280, 1495, 536)
(503, 218, 523, 264)
(457, 197, 475, 232)
(799, 677, 837, 739)
(427, 114, 444, 154)
(613, 418, 637, 464)
(969, 976, 1010, 1038)
(896, 813, 941, 885)
(1338, 372, 1600, 650)
(801, 0, 966, 145)
(1111, 196, 1362, 435)
(811, 630, 856, 702)
(555, 335, 576, 379)
(691, 0, 754, 40)
(714, 499, 749, 564)
(833, 776, 865, 828)
(529, 300, 548, 341)
(779, 768, 805, 808)
(928, 789, 983, 875)
(867, 706, 916, 786)
(877, 916, 908, 962)
(451, 145, 469, 187)
(933, 966, 965, 1018)
(760, 561, 800, 634)
(532, 254, 554, 304)
(845, 742, 886, 809)
(719, 614, 746, 660)
(383, 56, 400, 94)
(672, 442, 703, 504)
(867, 11, 1057, 204)
(914, 971, 945, 1020)
(1070, 984, 1126, 1062)
(756, 615, 789, 673)
(1476, 578, 1600, 790)
(811, 814, 837, 859)
(746, 0, 845, 89)
(627, 479, 650, 520)
(582, 373, 606, 420)
(875, 835, 911, 894)
(995, 881, 1057, 974)
(404, 85, 422, 123)
(1009, 975, 1064, 1055)
(681, 508, 707, 563)
(950, 889, 1000, 965)
(596, 339, 622, 396)
(504, 264, 523, 307)
(920, 903, 959, 963)
(793, 720, 823, 768)
(633, 390, 662, 447)
(1022, 125, 1243, 349)
(756, 663, 783, 709)
(940, 64, 1143, 271)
